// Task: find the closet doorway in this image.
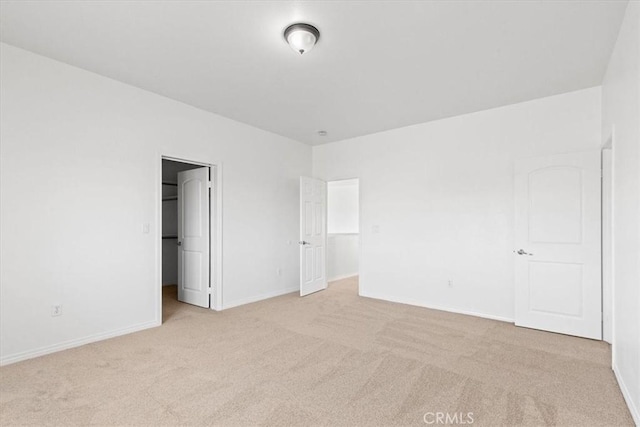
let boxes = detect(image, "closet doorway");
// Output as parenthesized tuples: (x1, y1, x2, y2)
(161, 158, 215, 313)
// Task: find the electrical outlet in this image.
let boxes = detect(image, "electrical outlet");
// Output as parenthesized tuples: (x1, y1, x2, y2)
(448, 280, 453, 288)
(52, 305, 62, 317)
(276, 268, 282, 276)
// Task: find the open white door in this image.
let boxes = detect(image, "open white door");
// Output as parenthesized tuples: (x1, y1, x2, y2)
(515, 151, 601, 339)
(299, 177, 327, 296)
(178, 167, 210, 308)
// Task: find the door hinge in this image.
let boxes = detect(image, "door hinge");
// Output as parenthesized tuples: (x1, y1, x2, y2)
(207, 181, 212, 188)
(208, 287, 213, 294)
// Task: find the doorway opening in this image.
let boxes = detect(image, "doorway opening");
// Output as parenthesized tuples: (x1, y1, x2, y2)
(160, 157, 218, 320)
(602, 133, 614, 344)
(326, 178, 360, 293)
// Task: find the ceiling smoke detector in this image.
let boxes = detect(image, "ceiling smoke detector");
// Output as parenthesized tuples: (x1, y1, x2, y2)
(284, 23, 320, 55)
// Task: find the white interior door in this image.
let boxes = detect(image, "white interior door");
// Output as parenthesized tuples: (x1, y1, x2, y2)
(178, 167, 210, 308)
(299, 177, 327, 296)
(515, 151, 601, 339)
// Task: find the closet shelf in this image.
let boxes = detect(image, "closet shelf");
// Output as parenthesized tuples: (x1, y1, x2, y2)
(162, 196, 178, 201)
(162, 235, 178, 239)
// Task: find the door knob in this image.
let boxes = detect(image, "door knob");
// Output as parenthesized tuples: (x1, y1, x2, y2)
(177, 241, 182, 246)
(299, 241, 311, 245)
(515, 249, 533, 256)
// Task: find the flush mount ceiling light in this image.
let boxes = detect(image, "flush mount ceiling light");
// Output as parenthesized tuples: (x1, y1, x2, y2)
(284, 23, 320, 55)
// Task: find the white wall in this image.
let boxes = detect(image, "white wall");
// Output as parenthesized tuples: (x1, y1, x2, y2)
(602, 2, 640, 423)
(327, 235, 359, 281)
(0, 44, 311, 364)
(327, 179, 359, 233)
(314, 87, 602, 321)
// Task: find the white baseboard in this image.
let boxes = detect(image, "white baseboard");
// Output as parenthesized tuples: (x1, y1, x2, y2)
(328, 273, 358, 282)
(223, 286, 298, 310)
(0, 319, 160, 366)
(613, 363, 640, 425)
(359, 290, 514, 323)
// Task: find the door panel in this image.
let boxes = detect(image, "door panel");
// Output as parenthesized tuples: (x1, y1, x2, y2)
(515, 151, 601, 339)
(178, 167, 210, 308)
(183, 179, 202, 237)
(183, 251, 202, 291)
(305, 248, 313, 282)
(305, 202, 313, 235)
(529, 261, 583, 316)
(315, 247, 323, 279)
(300, 177, 327, 296)
(529, 167, 583, 243)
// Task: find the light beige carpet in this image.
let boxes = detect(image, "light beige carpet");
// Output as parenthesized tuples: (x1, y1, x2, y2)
(0, 277, 633, 426)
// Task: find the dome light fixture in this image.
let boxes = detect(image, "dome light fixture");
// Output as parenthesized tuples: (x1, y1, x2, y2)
(284, 23, 320, 55)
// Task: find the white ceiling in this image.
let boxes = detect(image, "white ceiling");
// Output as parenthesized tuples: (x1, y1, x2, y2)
(0, 1, 628, 145)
